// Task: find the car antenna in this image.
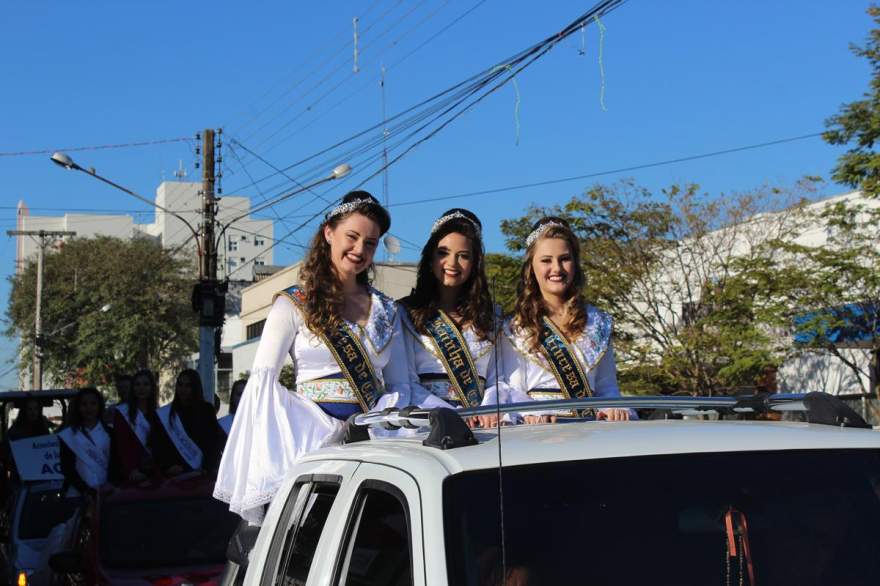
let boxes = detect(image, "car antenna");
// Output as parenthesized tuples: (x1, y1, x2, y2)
(491, 275, 508, 582)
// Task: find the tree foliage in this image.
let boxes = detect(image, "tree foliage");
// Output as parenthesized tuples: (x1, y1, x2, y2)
(824, 5, 880, 197)
(6, 236, 199, 389)
(500, 180, 809, 395)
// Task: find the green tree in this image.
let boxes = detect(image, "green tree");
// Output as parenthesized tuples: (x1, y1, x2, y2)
(743, 198, 880, 403)
(6, 236, 199, 389)
(824, 5, 880, 197)
(500, 180, 806, 395)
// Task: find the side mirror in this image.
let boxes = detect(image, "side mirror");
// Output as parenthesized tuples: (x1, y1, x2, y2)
(49, 551, 83, 575)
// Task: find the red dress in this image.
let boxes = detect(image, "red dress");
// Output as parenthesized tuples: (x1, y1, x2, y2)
(112, 409, 152, 480)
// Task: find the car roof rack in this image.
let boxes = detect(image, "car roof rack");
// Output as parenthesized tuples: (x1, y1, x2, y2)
(341, 393, 871, 450)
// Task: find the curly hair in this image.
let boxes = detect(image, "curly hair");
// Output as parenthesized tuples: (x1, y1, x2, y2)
(298, 191, 390, 335)
(127, 369, 159, 422)
(513, 216, 587, 353)
(402, 209, 494, 341)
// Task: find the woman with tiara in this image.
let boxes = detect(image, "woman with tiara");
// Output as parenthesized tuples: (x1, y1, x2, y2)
(500, 216, 631, 423)
(399, 208, 505, 428)
(214, 191, 422, 524)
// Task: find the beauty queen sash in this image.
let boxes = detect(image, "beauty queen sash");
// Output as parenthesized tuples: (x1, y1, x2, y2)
(280, 286, 382, 412)
(116, 404, 151, 453)
(58, 425, 110, 489)
(156, 405, 204, 470)
(538, 317, 593, 399)
(423, 310, 484, 408)
(218, 414, 234, 435)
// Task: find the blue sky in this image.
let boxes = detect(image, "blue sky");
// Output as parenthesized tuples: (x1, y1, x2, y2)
(0, 0, 875, 387)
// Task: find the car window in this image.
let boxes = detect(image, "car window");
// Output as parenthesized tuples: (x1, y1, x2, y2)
(17, 489, 79, 540)
(336, 486, 412, 586)
(443, 449, 880, 585)
(275, 483, 340, 586)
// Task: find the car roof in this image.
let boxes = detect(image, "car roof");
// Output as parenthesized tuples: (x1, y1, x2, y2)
(303, 420, 880, 476)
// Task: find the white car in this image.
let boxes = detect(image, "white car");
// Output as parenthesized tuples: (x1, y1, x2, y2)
(230, 394, 880, 586)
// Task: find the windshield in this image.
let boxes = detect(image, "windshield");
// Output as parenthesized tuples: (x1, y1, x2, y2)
(100, 496, 239, 569)
(444, 449, 880, 585)
(17, 488, 79, 540)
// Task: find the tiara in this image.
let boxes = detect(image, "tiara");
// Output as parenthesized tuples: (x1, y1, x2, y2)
(430, 211, 481, 237)
(326, 197, 376, 221)
(525, 221, 565, 248)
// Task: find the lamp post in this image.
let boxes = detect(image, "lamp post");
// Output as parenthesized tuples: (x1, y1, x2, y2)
(52, 150, 352, 401)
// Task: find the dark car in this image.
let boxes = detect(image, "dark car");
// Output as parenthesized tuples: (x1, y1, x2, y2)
(50, 473, 239, 585)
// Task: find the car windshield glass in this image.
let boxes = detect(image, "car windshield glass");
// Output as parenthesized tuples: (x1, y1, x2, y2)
(444, 449, 880, 586)
(100, 496, 239, 569)
(18, 489, 78, 540)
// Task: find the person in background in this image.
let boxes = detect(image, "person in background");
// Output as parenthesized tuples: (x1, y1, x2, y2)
(150, 369, 221, 477)
(398, 208, 505, 428)
(112, 369, 158, 482)
(499, 217, 631, 423)
(218, 379, 246, 437)
(7, 397, 52, 441)
(58, 388, 114, 497)
(104, 373, 133, 425)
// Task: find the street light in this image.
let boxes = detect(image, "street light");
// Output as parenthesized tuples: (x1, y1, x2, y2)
(50, 152, 202, 257)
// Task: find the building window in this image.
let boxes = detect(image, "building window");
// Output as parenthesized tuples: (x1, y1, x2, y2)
(240, 235, 248, 241)
(246, 319, 266, 340)
(255, 238, 265, 247)
(229, 241, 238, 251)
(240, 257, 246, 263)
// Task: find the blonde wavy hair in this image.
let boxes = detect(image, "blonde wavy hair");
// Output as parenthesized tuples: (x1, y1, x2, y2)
(513, 216, 586, 353)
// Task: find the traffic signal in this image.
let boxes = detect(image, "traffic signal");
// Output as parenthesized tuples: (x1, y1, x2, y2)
(192, 280, 226, 327)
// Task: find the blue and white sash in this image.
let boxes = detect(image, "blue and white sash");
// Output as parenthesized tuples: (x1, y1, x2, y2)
(116, 404, 151, 453)
(538, 317, 592, 399)
(218, 414, 234, 435)
(423, 311, 484, 408)
(279, 286, 383, 412)
(58, 424, 110, 489)
(156, 405, 203, 470)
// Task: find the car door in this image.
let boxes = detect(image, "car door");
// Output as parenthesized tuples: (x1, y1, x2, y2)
(306, 463, 425, 586)
(248, 460, 360, 586)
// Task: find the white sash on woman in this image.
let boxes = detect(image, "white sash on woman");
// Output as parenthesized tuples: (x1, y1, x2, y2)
(58, 424, 110, 489)
(218, 414, 234, 436)
(156, 405, 203, 470)
(116, 404, 151, 453)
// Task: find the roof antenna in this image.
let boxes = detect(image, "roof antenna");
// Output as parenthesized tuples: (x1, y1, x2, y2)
(173, 160, 188, 181)
(352, 17, 360, 74)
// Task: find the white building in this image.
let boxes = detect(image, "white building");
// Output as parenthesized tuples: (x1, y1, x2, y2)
(14, 180, 274, 278)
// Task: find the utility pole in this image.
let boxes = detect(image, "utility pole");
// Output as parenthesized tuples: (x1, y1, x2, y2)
(7, 230, 76, 390)
(198, 128, 219, 404)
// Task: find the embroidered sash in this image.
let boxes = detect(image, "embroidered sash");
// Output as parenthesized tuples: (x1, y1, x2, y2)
(116, 404, 151, 453)
(537, 317, 593, 399)
(423, 311, 484, 408)
(58, 425, 110, 489)
(281, 286, 382, 412)
(156, 405, 204, 470)
(218, 414, 234, 435)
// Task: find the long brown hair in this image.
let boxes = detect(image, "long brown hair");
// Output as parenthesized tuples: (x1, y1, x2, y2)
(513, 216, 587, 353)
(299, 191, 391, 334)
(403, 208, 494, 340)
(128, 369, 159, 421)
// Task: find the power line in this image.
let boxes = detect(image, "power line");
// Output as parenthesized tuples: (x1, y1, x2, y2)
(226, 0, 627, 276)
(0, 137, 191, 157)
(386, 131, 827, 208)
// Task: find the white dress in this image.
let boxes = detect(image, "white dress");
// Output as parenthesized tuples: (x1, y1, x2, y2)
(214, 287, 420, 524)
(401, 308, 506, 409)
(500, 304, 622, 416)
